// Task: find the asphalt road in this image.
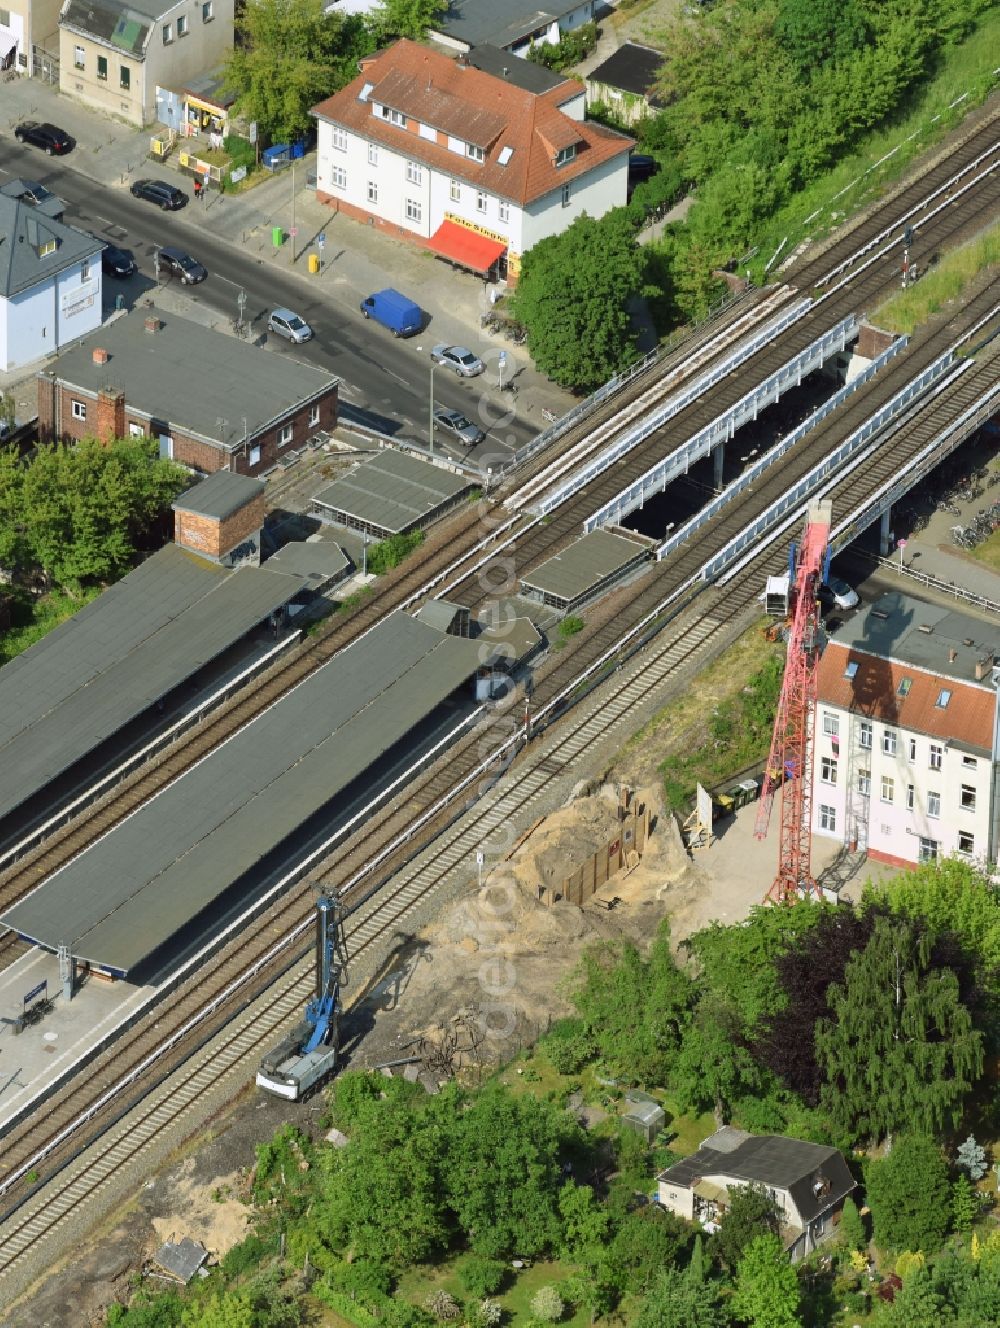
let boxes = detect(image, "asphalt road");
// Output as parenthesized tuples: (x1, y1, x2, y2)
(0, 143, 530, 468)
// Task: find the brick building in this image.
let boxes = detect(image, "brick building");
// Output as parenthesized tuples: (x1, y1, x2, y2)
(37, 306, 338, 475)
(172, 470, 266, 565)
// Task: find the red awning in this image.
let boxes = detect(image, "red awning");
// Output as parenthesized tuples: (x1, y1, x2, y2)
(428, 220, 506, 274)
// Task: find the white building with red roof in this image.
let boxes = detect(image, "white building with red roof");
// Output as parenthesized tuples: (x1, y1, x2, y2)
(310, 39, 633, 283)
(812, 591, 999, 868)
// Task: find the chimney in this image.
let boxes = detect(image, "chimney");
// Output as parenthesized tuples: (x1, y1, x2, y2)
(975, 654, 994, 681)
(503, 66, 509, 77)
(95, 387, 126, 444)
(92, 347, 109, 365)
(948, 648, 958, 663)
(144, 315, 161, 334)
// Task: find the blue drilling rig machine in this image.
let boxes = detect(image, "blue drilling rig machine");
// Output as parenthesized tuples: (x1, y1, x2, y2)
(256, 895, 344, 1101)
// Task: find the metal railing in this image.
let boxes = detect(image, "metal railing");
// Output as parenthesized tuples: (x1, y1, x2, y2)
(585, 313, 857, 532)
(656, 335, 908, 562)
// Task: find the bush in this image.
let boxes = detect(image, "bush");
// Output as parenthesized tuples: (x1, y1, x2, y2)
(557, 615, 584, 641)
(223, 133, 256, 173)
(529, 1284, 565, 1322)
(367, 529, 425, 575)
(220, 1233, 271, 1279)
(543, 1018, 595, 1075)
(459, 1256, 507, 1298)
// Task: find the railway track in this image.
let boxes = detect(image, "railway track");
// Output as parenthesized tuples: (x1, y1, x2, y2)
(0, 103, 998, 1302)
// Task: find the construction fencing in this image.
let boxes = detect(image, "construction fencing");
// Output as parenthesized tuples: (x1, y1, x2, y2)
(539, 795, 650, 907)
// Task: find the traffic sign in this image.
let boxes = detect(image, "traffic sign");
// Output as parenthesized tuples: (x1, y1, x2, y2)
(318, 232, 326, 249)
(898, 538, 907, 547)
(498, 351, 508, 366)
(289, 227, 298, 237)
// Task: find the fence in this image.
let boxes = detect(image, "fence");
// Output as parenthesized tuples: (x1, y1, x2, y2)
(539, 801, 650, 906)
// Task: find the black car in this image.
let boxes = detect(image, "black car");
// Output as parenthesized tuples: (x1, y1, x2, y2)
(157, 245, 206, 285)
(131, 178, 187, 210)
(102, 244, 136, 278)
(14, 122, 73, 155)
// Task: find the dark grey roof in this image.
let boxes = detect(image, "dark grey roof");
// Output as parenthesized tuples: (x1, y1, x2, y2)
(831, 591, 1000, 686)
(0, 545, 303, 825)
(59, 0, 163, 55)
(0, 196, 103, 299)
(180, 70, 235, 108)
(153, 1237, 208, 1284)
(587, 42, 665, 101)
(266, 540, 352, 585)
(434, 0, 564, 50)
(1, 613, 481, 974)
(46, 307, 337, 450)
(521, 529, 649, 603)
(313, 450, 470, 534)
(172, 471, 265, 521)
(658, 1134, 855, 1226)
(465, 44, 570, 95)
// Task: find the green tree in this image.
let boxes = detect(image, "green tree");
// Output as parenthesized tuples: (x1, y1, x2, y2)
(711, 1183, 781, 1272)
(512, 212, 645, 392)
(367, 0, 445, 41)
(569, 919, 693, 1083)
(181, 1292, 254, 1328)
(634, 1262, 728, 1328)
(0, 444, 27, 570)
(224, 0, 370, 142)
(865, 1135, 950, 1254)
(838, 1195, 866, 1252)
(605, 1206, 691, 1296)
(529, 1285, 564, 1323)
(731, 1232, 801, 1328)
(815, 915, 983, 1145)
(774, 0, 871, 75)
(951, 1176, 977, 1233)
(874, 1264, 953, 1328)
(443, 1084, 580, 1258)
(669, 995, 764, 1123)
(557, 1182, 610, 1258)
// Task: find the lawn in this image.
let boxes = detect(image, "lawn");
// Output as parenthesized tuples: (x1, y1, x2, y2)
(397, 1255, 599, 1326)
(872, 222, 1000, 334)
(973, 527, 1000, 574)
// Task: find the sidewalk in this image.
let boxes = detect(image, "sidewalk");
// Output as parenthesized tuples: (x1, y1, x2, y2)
(0, 76, 573, 423)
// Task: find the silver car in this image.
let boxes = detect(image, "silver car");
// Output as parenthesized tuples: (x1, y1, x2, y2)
(431, 343, 485, 377)
(268, 307, 313, 344)
(434, 408, 485, 447)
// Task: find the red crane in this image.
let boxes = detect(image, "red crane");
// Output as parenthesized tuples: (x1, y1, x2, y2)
(754, 499, 832, 904)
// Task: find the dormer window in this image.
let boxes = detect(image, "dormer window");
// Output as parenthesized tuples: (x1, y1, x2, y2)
(378, 105, 406, 129)
(38, 237, 57, 257)
(555, 144, 577, 167)
(466, 143, 485, 163)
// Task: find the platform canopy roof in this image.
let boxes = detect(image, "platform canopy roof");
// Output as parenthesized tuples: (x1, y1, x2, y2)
(1, 612, 481, 975)
(0, 544, 303, 827)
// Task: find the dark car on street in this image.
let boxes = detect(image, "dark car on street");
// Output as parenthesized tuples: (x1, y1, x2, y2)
(131, 178, 187, 210)
(102, 245, 137, 278)
(157, 246, 206, 285)
(14, 122, 73, 155)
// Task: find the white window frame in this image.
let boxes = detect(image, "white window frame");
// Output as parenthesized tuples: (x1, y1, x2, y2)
(961, 784, 977, 811)
(97, 54, 107, 80)
(882, 729, 897, 756)
(405, 198, 421, 223)
(128, 422, 145, 437)
(81, 258, 91, 282)
(957, 830, 975, 856)
(858, 720, 872, 750)
(309, 404, 321, 426)
(331, 165, 347, 189)
(177, 14, 188, 35)
(368, 143, 378, 166)
(561, 183, 571, 208)
(332, 125, 347, 152)
(476, 189, 487, 213)
(249, 444, 261, 466)
(380, 105, 405, 128)
(466, 143, 485, 163)
(880, 775, 894, 804)
(819, 804, 836, 832)
(120, 64, 130, 91)
(908, 737, 917, 761)
(555, 144, 577, 167)
(822, 712, 839, 737)
(820, 757, 837, 785)
(74, 44, 85, 69)
(72, 400, 87, 420)
(962, 754, 977, 769)
(906, 784, 915, 811)
(405, 161, 422, 185)
(162, 22, 172, 43)
(929, 743, 942, 771)
(499, 199, 509, 223)
(857, 770, 870, 797)
(918, 837, 939, 863)
(202, 0, 214, 20)
(279, 423, 293, 447)
(927, 790, 941, 818)
(367, 180, 378, 204)
(450, 179, 461, 202)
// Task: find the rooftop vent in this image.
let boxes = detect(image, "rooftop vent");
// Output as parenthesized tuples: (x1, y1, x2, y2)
(144, 316, 161, 334)
(963, 637, 974, 646)
(975, 653, 995, 680)
(918, 623, 933, 633)
(92, 347, 109, 364)
(949, 648, 958, 663)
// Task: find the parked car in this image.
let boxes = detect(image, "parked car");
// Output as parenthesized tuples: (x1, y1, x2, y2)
(819, 577, 859, 610)
(131, 179, 187, 210)
(359, 288, 422, 337)
(431, 344, 485, 378)
(14, 122, 73, 155)
(433, 408, 485, 447)
(157, 246, 206, 284)
(102, 245, 137, 278)
(268, 308, 313, 343)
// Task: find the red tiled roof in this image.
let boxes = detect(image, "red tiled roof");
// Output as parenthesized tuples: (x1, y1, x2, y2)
(311, 39, 633, 208)
(817, 641, 995, 752)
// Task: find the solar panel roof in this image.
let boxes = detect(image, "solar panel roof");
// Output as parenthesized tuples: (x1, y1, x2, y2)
(1, 612, 481, 974)
(0, 545, 303, 824)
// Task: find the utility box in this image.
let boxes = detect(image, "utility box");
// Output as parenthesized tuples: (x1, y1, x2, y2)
(764, 574, 790, 617)
(262, 144, 290, 172)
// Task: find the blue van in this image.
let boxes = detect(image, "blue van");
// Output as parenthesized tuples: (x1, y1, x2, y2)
(360, 288, 423, 337)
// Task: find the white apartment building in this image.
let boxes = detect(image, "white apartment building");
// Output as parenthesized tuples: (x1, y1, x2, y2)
(311, 38, 632, 283)
(812, 591, 999, 869)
